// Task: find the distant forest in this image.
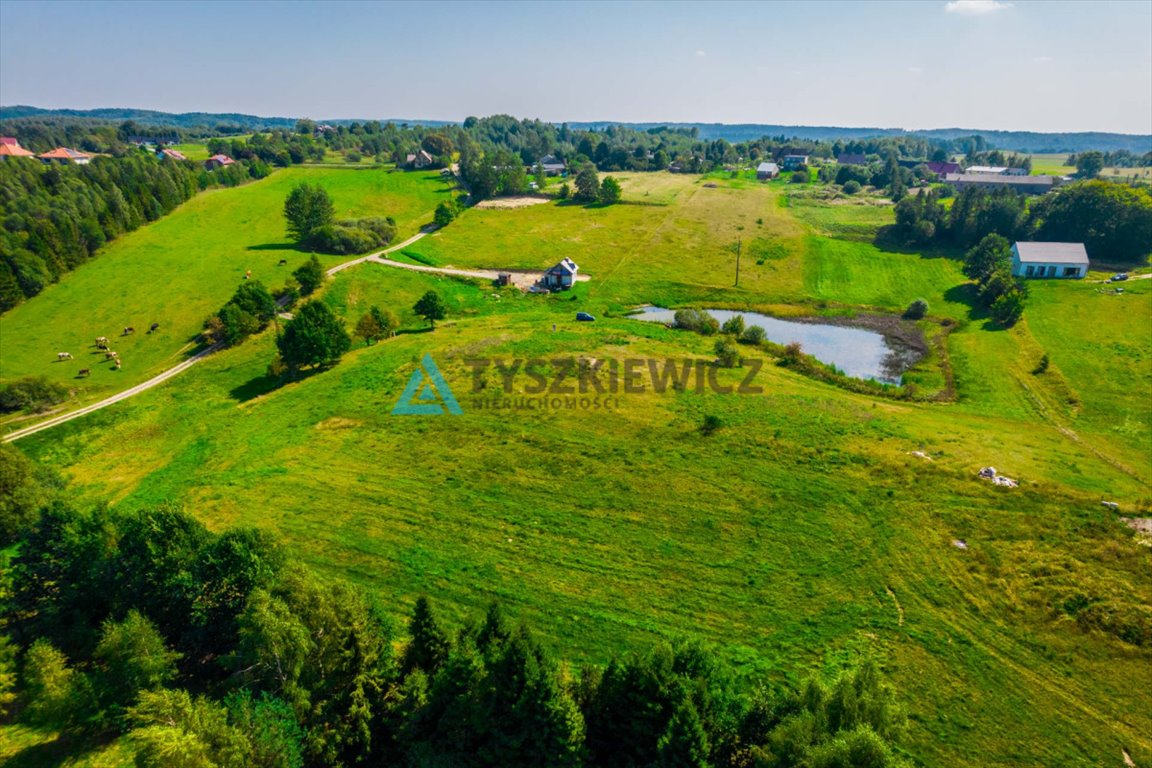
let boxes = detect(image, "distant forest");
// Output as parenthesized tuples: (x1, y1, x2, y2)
(3, 104, 1150, 154)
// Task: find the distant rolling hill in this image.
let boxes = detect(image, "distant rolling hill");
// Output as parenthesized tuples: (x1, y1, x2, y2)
(2, 105, 1149, 154)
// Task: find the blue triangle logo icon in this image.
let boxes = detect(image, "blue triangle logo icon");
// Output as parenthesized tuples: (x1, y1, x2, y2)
(392, 354, 463, 415)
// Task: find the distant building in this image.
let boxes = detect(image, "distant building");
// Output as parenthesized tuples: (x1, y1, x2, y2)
(926, 161, 961, 176)
(781, 154, 808, 170)
(204, 154, 235, 170)
(406, 149, 434, 169)
(0, 137, 35, 158)
(38, 147, 91, 165)
(943, 173, 1057, 194)
(128, 135, 179, 147)
(965, 165, 1028, 176)
(538, 155, 566, 175)
(756, 162, 780, 180)
(837, 153, 867, 165)
(157, 148, 187, 161)
(1011, 242, 1088, 279)
(542, 258, 579, 290)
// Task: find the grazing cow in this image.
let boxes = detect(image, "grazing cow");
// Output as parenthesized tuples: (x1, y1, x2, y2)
(278, 259, 288, 266)
(57, 352, 73, 361)
(149, 322, 160, 333)
(113, 359, 122, 370)
(105, 351, 118, 360)
(95, 336, 108, 349)
(123, 326, 135, 336)
(78, 368, 91, 378)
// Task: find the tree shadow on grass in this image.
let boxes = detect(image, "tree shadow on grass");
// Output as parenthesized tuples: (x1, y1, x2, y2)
(246, 243, 300, 252)
(873, 225, 963, 261)
(395, 327, 435, 336)
(943, 283, 1012, 331)
(4, 733, 116, 768)
(229, 366, 326, 402)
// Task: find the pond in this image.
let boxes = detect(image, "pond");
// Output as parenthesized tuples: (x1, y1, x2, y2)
(630, 307, 916, 384)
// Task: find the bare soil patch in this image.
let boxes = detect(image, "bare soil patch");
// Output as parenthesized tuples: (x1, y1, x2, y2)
(473, 196, 551, 210)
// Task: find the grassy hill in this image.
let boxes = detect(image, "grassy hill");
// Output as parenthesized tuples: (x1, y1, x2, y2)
(0, 166, 454, 409)
(3, 169, 1150, 767)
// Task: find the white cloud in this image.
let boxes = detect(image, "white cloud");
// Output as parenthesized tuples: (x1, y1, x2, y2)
(1032, 55, 1053, 63)
(696, 50, 706, 58)
(944, 0, 1013, 15)
(908, 66, 924, 75)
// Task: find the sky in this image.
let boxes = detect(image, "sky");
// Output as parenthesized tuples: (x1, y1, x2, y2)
(1, 0, 1150, 135)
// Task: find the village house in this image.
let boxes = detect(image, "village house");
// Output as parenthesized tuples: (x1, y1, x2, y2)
(204, 154, 235, 170)
(542, 258, 579, 290)
(406, 149, 434, 169)
(1011, 242, 1089, 279)
(38, 147, 91, 165)
(926, 161, 961, 176)
(781, 154, 809, 170)
(157, 148, 187, 161)
(756, 162, 780, 180)
(944, 173, 1057, 194)
(0, 137, 36, 158)
(537, 155, 566, 175)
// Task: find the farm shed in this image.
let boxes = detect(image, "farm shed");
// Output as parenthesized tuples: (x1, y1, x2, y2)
(756, 162, 780, 180)
(1011, 242, 1089, 279)
(943, 173, 1057, 194)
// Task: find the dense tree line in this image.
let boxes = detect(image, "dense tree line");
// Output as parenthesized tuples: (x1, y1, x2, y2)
(0, 487, 912, 767)
(891, 180, 1152, 264)
(0, 155, 264, 312)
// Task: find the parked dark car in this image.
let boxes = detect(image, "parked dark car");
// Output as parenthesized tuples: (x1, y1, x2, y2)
(576, 312, 596, 322)
(1111, 273, 1129, 282)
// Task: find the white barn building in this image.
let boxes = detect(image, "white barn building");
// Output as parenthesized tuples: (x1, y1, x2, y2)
(1011, 242, 1089, 279)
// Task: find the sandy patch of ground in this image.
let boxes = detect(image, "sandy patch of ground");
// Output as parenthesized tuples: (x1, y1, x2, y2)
(473, 196, 551, 210)
(1121, 518, 1152, 546)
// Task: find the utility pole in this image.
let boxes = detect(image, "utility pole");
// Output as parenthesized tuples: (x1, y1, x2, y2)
(735, 236, 741, 287)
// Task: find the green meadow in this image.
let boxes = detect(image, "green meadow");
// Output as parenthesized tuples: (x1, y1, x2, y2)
(3, 169, 1151, 767)
(0, 166, 454, 409)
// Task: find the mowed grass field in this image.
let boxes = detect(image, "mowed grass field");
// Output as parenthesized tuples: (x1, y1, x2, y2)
(1028, 153, 1151, 182)
(4, 170, 1151, 767)
(0, 166, 454, 410)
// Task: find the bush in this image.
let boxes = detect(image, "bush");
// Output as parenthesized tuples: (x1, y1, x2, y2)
(781, 341, 805, 366)
(904, 299, 929, 320)
(700, 415, 723, 435)
(740, 325, 767, 345)
(721, 315, 746, 336)
(0, 376, 69, 413)
(673, 308, 719, 335)
(1034, 354, 1050, 374)
(790, 168, 809, 184)
(344, 150, 361, 163)
(306, 217, 397, 256)
(434, 200, 457, 228)
(842, 180, 861, 195)
(714, 339, 741, 368)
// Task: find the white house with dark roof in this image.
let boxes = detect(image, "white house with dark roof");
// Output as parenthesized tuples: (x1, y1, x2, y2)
(1011, 242, 1089, 279)
(542, 258, 579, 290)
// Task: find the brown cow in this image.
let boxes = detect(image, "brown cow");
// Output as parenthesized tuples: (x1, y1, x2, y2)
(123, 326, 135, 336)
(78, 368, 91, 378)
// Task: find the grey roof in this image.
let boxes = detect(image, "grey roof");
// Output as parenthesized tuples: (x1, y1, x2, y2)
(757, 162, 779, 172)
(944, 173, 1054, 186)
(1013, 242, 1089, 264)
